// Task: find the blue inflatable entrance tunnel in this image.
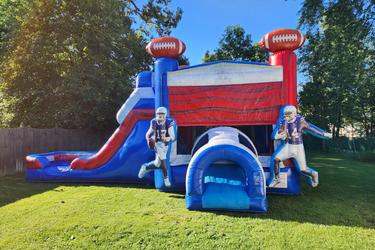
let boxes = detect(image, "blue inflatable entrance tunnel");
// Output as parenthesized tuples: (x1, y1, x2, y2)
(185, 127, 267, 212)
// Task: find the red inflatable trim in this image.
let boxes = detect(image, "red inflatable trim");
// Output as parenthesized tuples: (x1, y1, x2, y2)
(70, 109, 155, 170)
(269, 51, 297, 107)
(169, 82, 282, 126)
(26, 153, 96, 170)
(26, 156, 43, 170)
(52, 153, 95, 163)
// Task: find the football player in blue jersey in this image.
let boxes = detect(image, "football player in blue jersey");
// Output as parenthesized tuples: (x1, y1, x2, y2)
(138, 106, 175, 187)
(268, 105, 332, 188)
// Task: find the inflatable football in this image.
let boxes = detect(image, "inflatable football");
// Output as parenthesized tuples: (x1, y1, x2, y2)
(146, 37, 186, 58)
(260, 29, 305, 52)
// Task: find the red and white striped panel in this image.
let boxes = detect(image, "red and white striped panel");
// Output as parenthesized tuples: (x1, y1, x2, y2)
(167, 62, 283, 126)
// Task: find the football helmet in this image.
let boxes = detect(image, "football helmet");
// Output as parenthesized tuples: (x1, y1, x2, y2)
(283, 105, 297, 122)
(156, 106, 167, 122)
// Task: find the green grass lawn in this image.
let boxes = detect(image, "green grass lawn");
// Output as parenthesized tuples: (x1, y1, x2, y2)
(0, 150, 374, 249)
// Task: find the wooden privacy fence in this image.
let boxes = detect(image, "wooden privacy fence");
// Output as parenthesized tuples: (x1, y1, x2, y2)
(0, 127, 113, 176)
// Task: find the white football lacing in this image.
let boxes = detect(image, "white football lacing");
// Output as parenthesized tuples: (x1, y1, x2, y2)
(272, 34, 298, 43)
(153, 42, 176, 50)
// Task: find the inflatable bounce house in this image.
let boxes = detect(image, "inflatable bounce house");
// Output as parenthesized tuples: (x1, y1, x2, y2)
(25, 29, 331, 213)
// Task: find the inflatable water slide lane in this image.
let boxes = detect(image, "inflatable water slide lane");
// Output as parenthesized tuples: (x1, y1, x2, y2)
(25, 72, 156, 184)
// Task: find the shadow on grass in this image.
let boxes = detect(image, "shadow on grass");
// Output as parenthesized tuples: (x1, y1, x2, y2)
(0, 171, 155, 208)
(168, 193, 186, 199)
(1, 150, 374, 229)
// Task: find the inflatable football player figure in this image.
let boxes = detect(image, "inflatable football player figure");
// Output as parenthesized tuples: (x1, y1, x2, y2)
(268, 105, 332, 188)
(138, 107, 176, 187)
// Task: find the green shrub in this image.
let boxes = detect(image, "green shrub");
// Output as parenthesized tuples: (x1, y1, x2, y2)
(356, 151, 375, 163)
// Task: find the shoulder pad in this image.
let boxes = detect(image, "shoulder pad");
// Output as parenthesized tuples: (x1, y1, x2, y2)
(167, 118, 175, 128)
(298, 116, 305, 122)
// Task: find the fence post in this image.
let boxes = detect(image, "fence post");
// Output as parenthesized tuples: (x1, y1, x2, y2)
(353, 138, 357, 154)
(327, 138, 332, 152)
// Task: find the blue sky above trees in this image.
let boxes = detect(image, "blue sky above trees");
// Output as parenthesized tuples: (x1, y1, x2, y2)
(168, 0, 305, 66)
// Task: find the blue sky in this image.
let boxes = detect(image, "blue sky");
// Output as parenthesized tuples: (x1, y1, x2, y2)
(168, 0, 305, 66)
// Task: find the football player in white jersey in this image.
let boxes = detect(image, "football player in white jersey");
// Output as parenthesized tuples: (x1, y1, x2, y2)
(268, 105, 332, 188)
(138, 107, 175, 187)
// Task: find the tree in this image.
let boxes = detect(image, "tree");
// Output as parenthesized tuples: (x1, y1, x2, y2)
(297, 0, 375, 137)
(127, 0, 182, 37)
(0, 0, 29, 60)
(0, 0, 183, 130)
(202, 25, 269, 63)
(176, 55, 190, 66)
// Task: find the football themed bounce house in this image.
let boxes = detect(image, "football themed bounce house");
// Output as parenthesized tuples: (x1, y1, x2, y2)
(25, 29, 332, 213)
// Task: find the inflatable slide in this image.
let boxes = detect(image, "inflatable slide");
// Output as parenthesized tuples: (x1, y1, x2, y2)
(26, 72, 156, 184)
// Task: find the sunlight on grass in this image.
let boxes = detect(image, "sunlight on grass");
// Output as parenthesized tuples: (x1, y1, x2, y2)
(0, 150, 374, 249)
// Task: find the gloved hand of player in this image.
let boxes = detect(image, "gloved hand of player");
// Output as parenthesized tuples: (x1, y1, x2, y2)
(323, 132, 332, 138)
(274, 130, 287, 140)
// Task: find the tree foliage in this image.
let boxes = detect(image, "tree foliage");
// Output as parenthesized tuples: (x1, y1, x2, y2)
(0, 0, 182, 130)
(202, 25, 269, 63)
(297, 0, 375, 137)
(127, 0, 182, 37)
(0, 0, 29, 60)
(176, 55, 190, 66)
